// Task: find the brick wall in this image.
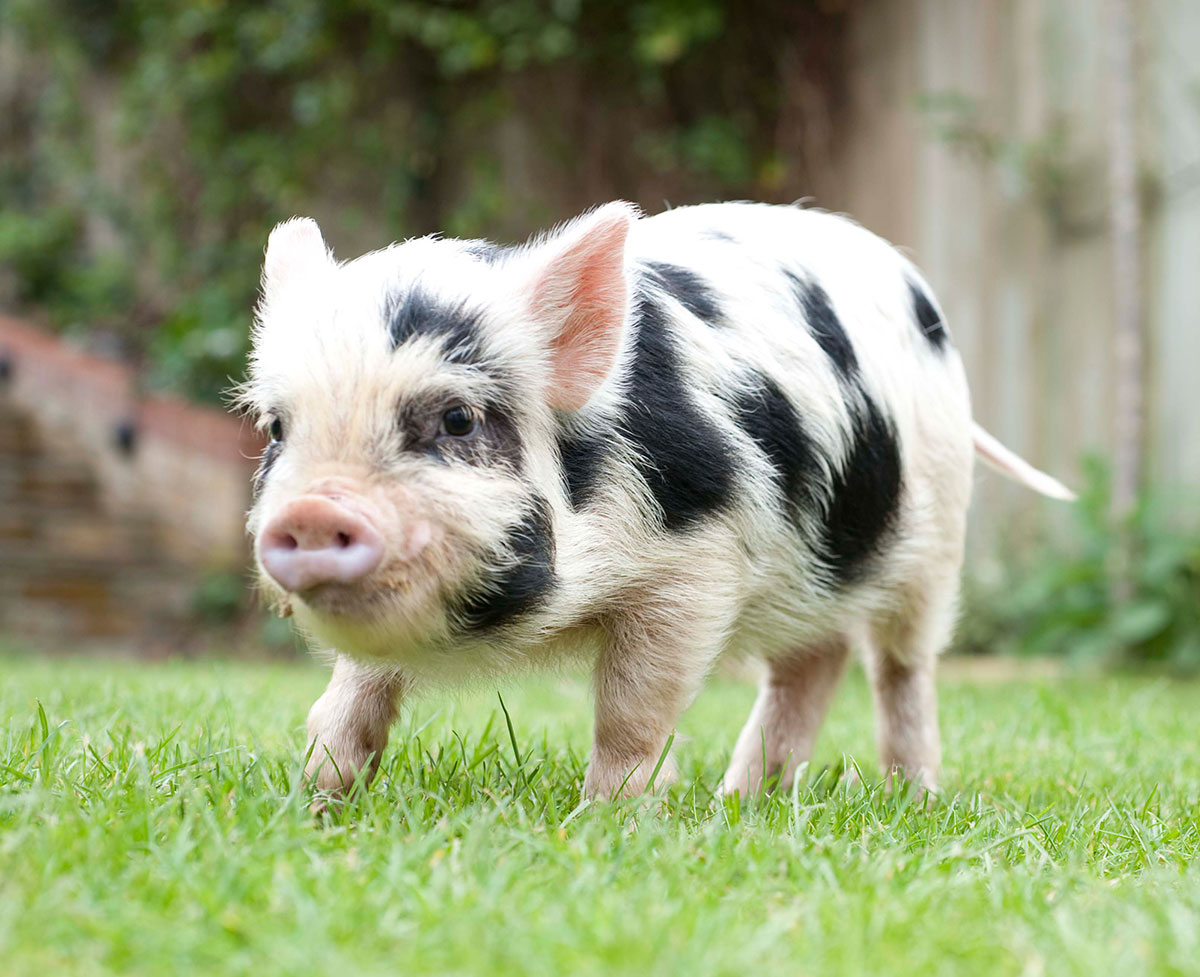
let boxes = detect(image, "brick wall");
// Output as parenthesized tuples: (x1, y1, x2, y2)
(0, 314, 263, 650)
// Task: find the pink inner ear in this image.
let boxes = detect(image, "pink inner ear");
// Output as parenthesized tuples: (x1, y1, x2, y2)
(531, 207, 633, 412)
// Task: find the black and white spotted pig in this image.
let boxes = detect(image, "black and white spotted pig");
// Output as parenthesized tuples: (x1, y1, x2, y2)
(241, 201, 1072, 801)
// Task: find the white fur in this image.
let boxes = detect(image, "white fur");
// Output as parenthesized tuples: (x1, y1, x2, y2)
(241, 201, 1068, 800)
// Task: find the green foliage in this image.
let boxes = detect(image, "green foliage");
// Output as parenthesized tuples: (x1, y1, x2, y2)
(188, 569, 304, 655)
(0, 208, 78, 302)
(1, 0, 845, 402)
(958, 459, 1200, 670)
(4, 657, 1200, 975)
(190, 569, 248, 625)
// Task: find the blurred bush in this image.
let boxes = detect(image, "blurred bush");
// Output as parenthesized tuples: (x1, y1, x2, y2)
(189, 568, 304, 657)
(0, 0, 851, 402)
(957, 459, 1200, 670)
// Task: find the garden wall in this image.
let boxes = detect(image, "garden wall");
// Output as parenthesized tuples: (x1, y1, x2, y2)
(0, 314, 261, 649)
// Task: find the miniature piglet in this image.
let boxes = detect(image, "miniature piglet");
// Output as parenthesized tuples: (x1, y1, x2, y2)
(240, 201, 1071, 801)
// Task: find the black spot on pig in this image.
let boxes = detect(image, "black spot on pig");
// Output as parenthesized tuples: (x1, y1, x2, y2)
(731, 373, 821, 520)
(456, 495, 556, 632)
(386, 287, 483, 364)
(784, 271, 858, 382)
(908, 279, 948, 351)
(821, 393, 902, 583)
(620, 289, 737, 531)
(253, 440, 282, 500)
(643, 261, 723, 326)
(556, 423, 610, 510)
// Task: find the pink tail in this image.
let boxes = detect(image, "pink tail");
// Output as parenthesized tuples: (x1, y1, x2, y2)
(972, 423, 1076, 501)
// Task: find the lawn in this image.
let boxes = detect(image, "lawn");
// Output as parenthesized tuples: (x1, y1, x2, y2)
(1, 654, 1199, 977)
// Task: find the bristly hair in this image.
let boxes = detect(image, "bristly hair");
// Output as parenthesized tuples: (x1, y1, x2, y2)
(452, 495, 557, 632)
(385, 286, 485, 364)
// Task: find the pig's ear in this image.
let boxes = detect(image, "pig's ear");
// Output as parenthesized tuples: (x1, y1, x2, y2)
(262, 217, 333, 301)
(523, 201, 638, 411)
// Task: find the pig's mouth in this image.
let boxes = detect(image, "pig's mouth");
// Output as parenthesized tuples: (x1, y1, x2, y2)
(279, 560, 433, 627)
(282, 569, 452, 662)
(290, 580, 392, 617)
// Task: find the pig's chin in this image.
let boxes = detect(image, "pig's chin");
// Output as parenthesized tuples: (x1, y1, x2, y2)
(291, 580, 395, 619)
(285, 572, 446, 658)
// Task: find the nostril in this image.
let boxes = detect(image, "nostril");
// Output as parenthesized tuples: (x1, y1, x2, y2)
(258, 495, 385, 593)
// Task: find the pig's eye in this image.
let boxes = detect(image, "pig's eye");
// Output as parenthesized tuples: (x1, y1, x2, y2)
(268, 418, 284, 442)
(440, 404, 477, 438)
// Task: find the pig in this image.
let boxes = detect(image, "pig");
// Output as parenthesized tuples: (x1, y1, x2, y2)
(238, 201, 1072, 803)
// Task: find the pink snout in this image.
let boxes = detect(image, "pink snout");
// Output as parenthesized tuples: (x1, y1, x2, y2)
(258, 496, 385, 593)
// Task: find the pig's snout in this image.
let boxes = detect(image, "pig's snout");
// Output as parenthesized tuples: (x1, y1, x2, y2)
(258, 496, 385, 593)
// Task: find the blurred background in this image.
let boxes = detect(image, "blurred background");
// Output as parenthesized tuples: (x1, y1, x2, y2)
(0, 0, 1197, 666)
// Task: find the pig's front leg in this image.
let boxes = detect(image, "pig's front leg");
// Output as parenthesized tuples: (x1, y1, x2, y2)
(583, 598, 729, 800)
(304, 655, 407, 799)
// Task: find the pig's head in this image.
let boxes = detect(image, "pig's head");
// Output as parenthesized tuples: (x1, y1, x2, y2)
(239, 203, 637, 660)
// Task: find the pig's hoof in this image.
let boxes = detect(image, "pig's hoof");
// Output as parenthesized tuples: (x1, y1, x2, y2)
(304, 740, 380, 794)
(881, 763, 939, 802)
(305, 774, 358, 818)
(582, 752, 677, 801)
(303, 766, 366, 821)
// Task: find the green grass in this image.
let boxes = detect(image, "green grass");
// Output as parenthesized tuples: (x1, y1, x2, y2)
(2, 655, 1200, 976)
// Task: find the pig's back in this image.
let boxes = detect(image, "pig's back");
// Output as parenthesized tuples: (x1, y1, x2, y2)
(629, 200, 971, 430)
(630, 202, 956, 376)
(609, 202, 974, 617)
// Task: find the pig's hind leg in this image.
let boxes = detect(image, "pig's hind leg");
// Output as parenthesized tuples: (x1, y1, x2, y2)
(864, 577, 958, 795)
(304, 655, 407, 803)
(720, 636, 851, 797)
